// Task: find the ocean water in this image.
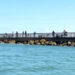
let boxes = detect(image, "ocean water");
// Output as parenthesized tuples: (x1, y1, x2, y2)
(0, 44, 75, 75)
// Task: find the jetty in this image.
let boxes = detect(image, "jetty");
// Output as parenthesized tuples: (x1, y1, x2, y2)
(0, 31, 75, 46)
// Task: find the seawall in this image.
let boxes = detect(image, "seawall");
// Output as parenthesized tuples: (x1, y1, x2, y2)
(0, 37, 75, 44)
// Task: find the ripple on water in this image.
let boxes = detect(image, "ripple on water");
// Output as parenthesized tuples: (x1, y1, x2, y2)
(0, 44, 75, 75)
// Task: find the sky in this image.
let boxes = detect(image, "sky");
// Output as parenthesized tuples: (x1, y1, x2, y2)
(0, 0, 75, 33)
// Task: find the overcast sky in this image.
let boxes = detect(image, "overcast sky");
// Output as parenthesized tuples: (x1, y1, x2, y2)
(0, 0, 75, 33)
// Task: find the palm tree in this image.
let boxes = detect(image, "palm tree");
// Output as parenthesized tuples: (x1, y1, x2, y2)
(12, 32, 14, 38)
(22, 31, 24, 37)
(16, 31, 18, 38)
(5, 33, 8, 38)
(34, 32, 36, 38)
(25, 31, 27, 37)
(63, 30, 67, 37)
(52, 31, 55, 37)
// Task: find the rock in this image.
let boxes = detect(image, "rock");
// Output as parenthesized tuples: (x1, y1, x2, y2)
(0, 41, 4, 44)
(35, 40, 39, 44)
(40, 39, 46, 42)
(49, 41, 57, 46)
(51, 42, 57, 46)
(67, 41, 72, 46)
(40, 39, 46, 45)
(9, 40, 16, 44)
(4, 39, 8, 43)
(24, 41, 27, 44)
(45, 41, 49, 45)
(71, 42, 75, 46)
(28, 40, 34, 45)
(37, 42, 40, 45)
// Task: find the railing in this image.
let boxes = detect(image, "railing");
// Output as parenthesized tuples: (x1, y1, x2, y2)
(0, 32, 75, 38)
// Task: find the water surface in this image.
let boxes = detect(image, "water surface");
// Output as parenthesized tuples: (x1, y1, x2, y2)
(0, 44, 75, 75)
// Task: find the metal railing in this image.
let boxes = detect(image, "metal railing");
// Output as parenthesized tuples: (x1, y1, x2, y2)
(0, 32, 75, 38)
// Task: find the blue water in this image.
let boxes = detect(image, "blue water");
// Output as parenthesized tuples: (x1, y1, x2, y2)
(0, 44, 75, 75)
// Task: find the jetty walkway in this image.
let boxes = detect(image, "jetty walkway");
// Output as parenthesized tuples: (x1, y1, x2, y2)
(0, 32, 75, 44)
